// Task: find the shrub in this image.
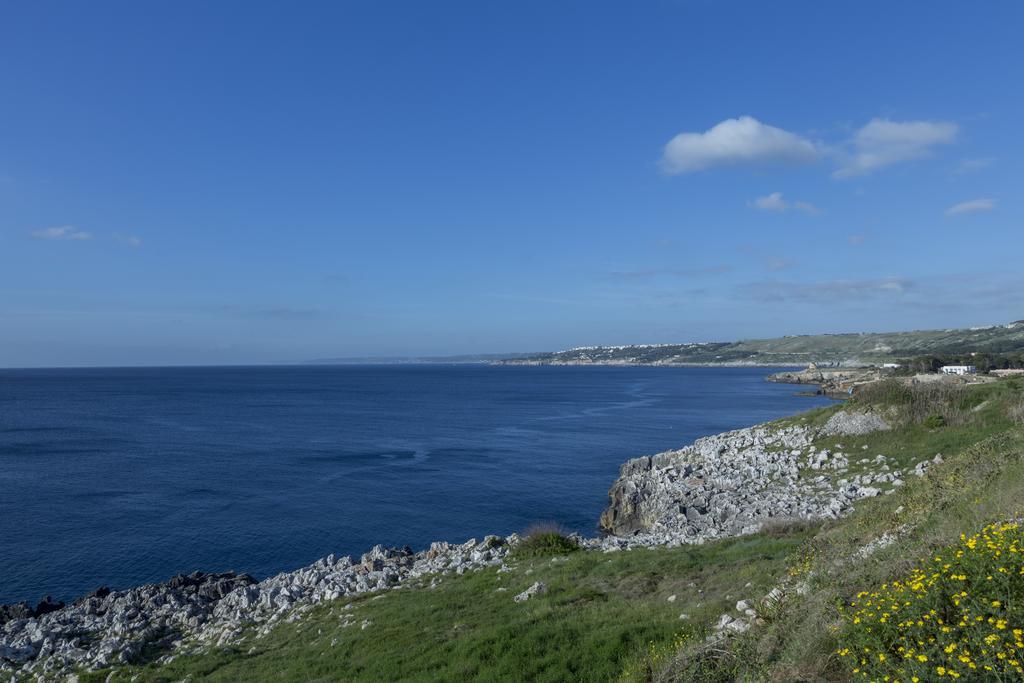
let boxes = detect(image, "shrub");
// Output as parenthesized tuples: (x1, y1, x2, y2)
(759, 517, 822, 539)
(653, 638, 746, 683)
(923, 413, 947, 429)
(836, 520, 1024, 681)
(1008, 401, 1024, 426)
(514, 523, 580, 557)
(855, 381, 973, 427)
(853, 380, 913, 407)
(619, 630, 694, 683)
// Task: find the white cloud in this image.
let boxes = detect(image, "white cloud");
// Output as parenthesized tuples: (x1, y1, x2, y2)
(945, 198, 996, 216)
(750, 192, 820, 214)
(30, 226, 93, 241)
(661, 116, 820, 174)
(833, 118, 958, 178)
(752, 192, 787, 211)
(952, 157, 993, 174)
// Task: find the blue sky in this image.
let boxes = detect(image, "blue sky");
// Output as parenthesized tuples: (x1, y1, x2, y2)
(2, 1, 1022, 366)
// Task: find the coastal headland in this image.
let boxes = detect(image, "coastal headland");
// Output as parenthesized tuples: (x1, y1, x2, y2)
(5, 370, 1023, 681)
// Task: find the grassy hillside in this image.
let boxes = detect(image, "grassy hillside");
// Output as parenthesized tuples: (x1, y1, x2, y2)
(661, 377, 1024, 681)
(82, 378, 1024, 682)
(499, 321, 1024, 366)
(83, 536, 808, 682)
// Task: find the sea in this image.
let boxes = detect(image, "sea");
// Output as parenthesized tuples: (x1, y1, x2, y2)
(0, 365, 832, 605)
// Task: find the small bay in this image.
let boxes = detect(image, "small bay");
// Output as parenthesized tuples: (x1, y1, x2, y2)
(0, 365, 831, 604)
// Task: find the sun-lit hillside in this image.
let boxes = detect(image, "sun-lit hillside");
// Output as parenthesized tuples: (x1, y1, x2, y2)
(499, 321, 1024, 367)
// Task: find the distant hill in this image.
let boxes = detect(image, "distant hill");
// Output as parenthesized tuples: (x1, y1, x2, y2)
(496, 321, 1024, 367)
(304, 352, 542, 365)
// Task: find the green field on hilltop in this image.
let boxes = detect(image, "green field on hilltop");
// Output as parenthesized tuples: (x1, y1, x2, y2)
(84, 378, 1024, 682)
(503, 320, 1024, 366)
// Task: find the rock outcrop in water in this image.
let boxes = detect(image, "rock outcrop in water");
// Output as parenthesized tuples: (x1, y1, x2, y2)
(0, 596, 68, 628)
(766, 367, 883, 397)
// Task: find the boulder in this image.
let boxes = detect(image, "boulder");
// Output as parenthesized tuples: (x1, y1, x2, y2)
(0, 602, 34, 626)
(820, 410, 891, 436)
(513, 582, 547, 603)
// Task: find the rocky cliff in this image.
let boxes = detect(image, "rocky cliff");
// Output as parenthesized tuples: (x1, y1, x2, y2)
(594, 411, 939, 550)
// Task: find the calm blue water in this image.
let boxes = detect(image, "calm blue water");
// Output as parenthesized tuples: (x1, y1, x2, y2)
(0, 365, 830, 604)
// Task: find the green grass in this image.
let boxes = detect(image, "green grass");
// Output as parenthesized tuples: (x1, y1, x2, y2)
(84, 535, 808, 683)
(813, 379, 1022, 475)
(770, 402, 843, 431)
(657, 378, 1024, 681)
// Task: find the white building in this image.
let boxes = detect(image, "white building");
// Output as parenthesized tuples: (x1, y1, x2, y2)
(941, 365, 977, 375)
(882, 363, 902, 369)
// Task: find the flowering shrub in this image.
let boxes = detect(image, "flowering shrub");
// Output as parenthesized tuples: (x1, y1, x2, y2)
(619, 631, 693, 682)
(837, 521, 1024, 680)
(788, 543, 817, 579)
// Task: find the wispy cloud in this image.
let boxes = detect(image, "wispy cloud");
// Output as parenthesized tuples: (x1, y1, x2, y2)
(31, 226, 146, 248)
(609, 264, 731, 280)
(218, 305, 323, 320)
(848, 233, 869, 246)
(765, 257, 796, 271)
(833, 118, 958, 178)
(115, 234, 143, 248)
(661, 116, 820, 174)
(946, 198, 996, 216)
(741, 276, 913, 303)
(251, 307, 322, 320)
(738, 244, 798, 271)
(751, 192, 787, 211)
(739, 272, 1024, 314)
(30, 226, 93, 241)
(750, 192, 820, 214)
(952, 157, 993, 174)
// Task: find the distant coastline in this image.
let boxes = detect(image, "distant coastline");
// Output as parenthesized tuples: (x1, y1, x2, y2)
(487, 319, 1024, 368)
(303, 352, 542, 365)
(288, 319, 1024, 369)
(492, 359, 820, 368)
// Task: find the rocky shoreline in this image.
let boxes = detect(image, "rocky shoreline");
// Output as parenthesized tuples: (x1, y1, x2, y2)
(1, 538, 514, 679)
(2, 403, 931, 680)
